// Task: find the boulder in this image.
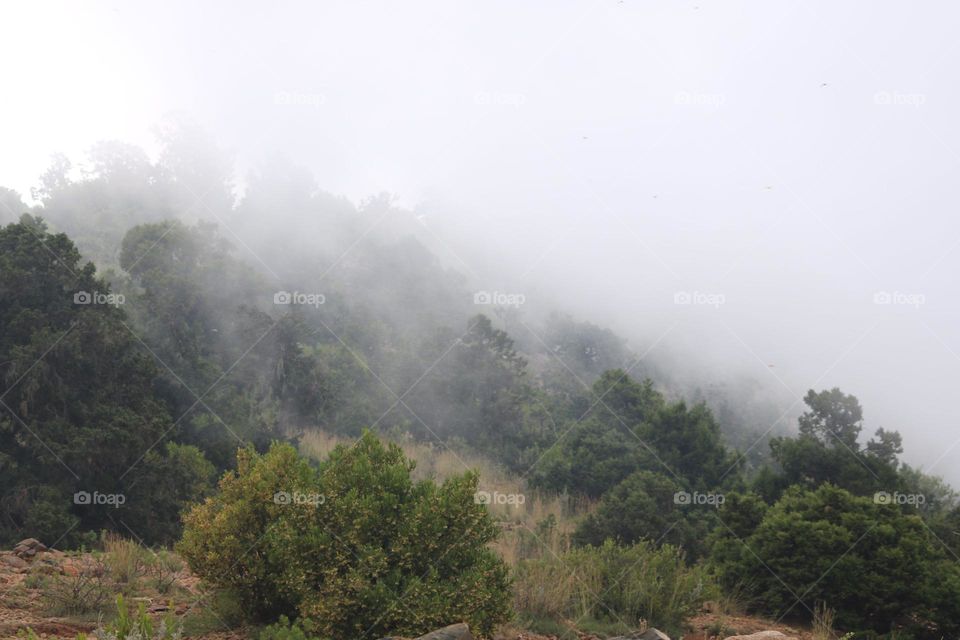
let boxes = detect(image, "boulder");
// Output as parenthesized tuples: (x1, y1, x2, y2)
(1, 554, 28, 570)
(13, 538, 47, 559)
(414, 623, 472, 640)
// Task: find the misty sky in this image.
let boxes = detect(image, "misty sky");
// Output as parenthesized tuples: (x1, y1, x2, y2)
(3, 1, 960, 485)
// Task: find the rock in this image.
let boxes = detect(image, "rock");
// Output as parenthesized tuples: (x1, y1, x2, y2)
(725, 633, 793, 640)
(13, 538, 47, 559)
(1, 554, 28, 570)
(15, 538, 45, 549)
(414, 623, 472, 640)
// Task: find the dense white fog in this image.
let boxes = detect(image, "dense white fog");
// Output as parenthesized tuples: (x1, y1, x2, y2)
(2, 0, 959, 485)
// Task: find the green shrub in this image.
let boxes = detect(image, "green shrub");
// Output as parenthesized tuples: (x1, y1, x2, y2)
(178, 432, 511, 639)
(258, 616, 318, 640)
(710, 484, 960, 638)
(514, 539, 716, 637)
(572, 470, 714, 560)
(101, 593, 182, 640)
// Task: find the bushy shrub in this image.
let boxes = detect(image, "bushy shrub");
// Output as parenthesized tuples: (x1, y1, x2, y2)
(572, 470, 713, 559)
(178, 432, 511, 639)
(710, 484, 960, 638)
(258, 616, 317, 640)
(514, 539, 716, 637)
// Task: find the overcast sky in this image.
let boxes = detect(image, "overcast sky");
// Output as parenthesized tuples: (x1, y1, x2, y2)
(3, 1, 959, 485)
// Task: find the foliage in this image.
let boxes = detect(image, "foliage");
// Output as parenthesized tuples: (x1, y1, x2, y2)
(768, 389, 903, 499)
(532, 371, 740, 498)
(258, 616, 318, 640)
(514, 539, 716, 638)
(0, 217, 214, 546)
(97, 593, 182, 640)
(572, 470, 714, 560)
(710, 483, 960, 637)
(178, 432, 512, 638)
(23, 592, 182, 640)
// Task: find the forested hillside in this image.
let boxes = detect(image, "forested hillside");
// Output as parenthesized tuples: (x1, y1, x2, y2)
(3, 130, 960, 639)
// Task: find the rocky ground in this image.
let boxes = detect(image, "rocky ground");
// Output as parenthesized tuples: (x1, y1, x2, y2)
(0, 540, 813, 640)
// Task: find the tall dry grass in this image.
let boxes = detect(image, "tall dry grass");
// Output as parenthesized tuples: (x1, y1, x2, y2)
(812, 601, 837, 640)
(299, 428, 594, 565)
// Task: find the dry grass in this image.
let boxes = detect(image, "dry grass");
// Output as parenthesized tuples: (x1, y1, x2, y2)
(299, 429, 594, 565)
(102, 532, 148, 586)
(812, 601, 836, 640)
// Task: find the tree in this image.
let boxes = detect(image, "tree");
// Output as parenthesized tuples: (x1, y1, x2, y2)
(179, 433, 511, 639)
(769, 388, 903, 499)
(532, 371, 740, 498)
(573, 470, 713, 560)
(797, 388, 863, 448)
(0, 216, 213, 545)
(710, 483, 960, 636)
(410, 315, 536, 469)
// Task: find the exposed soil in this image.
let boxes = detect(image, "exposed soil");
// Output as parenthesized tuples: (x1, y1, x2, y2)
(1, 546, 813, 640)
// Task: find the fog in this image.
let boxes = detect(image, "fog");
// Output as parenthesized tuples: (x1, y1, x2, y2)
(3, 1, 959, 485)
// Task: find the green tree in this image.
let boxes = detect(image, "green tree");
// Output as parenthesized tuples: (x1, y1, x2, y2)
(710, 483, 960, 636)
(769, 388, 902, 499)
(0, 216, 213, 545)
(532, 371, 739, 498)
(178, 433, 511, 639)
(573, 470, 714, 559)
